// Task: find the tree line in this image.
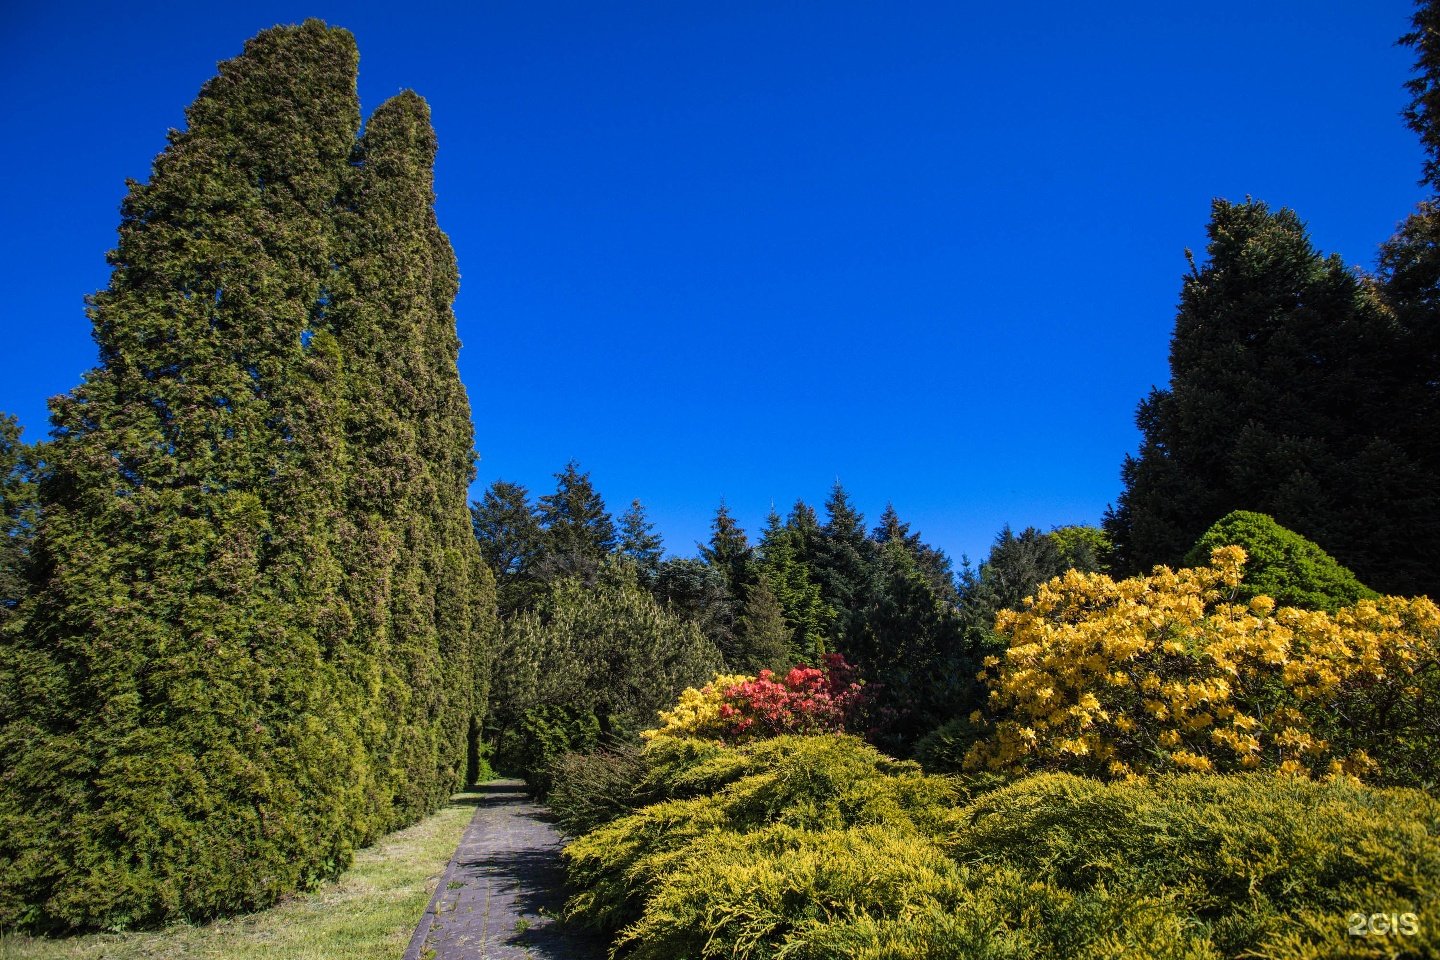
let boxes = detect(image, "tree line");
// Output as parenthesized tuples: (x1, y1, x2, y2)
(471, 462, 1112, 765)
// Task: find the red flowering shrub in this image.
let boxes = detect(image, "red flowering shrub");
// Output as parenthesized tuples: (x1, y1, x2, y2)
(716, 654, 865, 740)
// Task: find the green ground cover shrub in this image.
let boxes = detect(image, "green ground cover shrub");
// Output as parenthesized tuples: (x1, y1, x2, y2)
(561, 734, 1440, 959)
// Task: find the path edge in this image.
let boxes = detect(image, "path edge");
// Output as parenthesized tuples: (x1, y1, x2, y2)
(400, 799, 485, 960)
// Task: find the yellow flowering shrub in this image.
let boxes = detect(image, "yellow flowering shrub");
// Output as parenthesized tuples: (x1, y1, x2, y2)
(964, 546, 1439, 784)
(641, 674, 754, 741)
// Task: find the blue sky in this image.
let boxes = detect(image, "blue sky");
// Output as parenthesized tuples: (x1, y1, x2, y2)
(0, 1, 1427, 565)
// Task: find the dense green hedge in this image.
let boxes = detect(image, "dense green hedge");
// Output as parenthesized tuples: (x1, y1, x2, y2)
(0, 21, 493, 931)
(558, 735, 1440, 959)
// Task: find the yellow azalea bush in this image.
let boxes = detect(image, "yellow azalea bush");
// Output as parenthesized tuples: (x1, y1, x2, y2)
(964, 546, 1439, 783)
(641, 674, 754, 741)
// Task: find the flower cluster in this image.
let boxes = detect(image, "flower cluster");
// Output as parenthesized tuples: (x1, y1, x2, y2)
(644, 654, 865, 742)
(964, 546, 1439, 782)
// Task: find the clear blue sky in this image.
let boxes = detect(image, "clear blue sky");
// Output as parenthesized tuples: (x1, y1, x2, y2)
(0, 1, 1427, 565)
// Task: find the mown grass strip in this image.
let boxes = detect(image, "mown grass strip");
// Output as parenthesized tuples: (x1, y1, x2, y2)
(0, 793, 479, 960)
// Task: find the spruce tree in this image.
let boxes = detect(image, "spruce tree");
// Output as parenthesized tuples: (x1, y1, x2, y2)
(617, 498, 664, 584)
(472, 480, 543, 614)
(1106, 199, 1433, 593)
(735, 574, 796, 672)
(536, 460, 616, 580)
(755, 508, 831, 661)
(698, 500, 751, 598)
(814, 482, 877, 655)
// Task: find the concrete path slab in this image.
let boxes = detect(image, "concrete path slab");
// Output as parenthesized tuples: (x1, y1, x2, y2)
(403, 780, 606, 960)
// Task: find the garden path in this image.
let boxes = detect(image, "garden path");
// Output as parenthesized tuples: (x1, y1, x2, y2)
(402, 779, 605, 960)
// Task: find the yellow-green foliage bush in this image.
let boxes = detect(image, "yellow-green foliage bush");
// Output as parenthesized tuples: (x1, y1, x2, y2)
(964, 546, 1439, 786)
(563, 735, 957, 935)
(563, 735, 1440, 960)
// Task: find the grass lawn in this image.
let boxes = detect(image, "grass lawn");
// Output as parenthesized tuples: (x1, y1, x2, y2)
(0, 793, 479, 960)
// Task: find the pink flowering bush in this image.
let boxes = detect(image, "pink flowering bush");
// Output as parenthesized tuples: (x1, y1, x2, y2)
(716, 654, 865, 741)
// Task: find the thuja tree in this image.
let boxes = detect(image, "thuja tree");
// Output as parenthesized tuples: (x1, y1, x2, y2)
(0, 21, 492, 931)
(331, 92, 494, 825)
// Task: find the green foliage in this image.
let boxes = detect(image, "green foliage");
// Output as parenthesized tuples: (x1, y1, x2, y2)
(492, 706, 600, 794)
(734, 574, 797, 673)
(561, 735, 1440, 960)
(535, 460, 616, 581)
(543, 743, 653, 836)
(471, 480, 544, 615)
(697, 500, 751, 600)
(0, 22, 492, 931)
(1048, 524, 1113, 574)
(0, 415, 37, 622)
(617, 498, 664, 585)
(563, 735, 956, 936)
(854, 540, 974, 751)
(1185, 510, 1377, 612)
(753, 508, 831, 663)
(1106, 198, 1438, 596)
(486, 560, 722, 785)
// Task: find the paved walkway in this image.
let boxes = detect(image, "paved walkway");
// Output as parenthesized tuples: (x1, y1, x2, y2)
(402, 780, 606, 960)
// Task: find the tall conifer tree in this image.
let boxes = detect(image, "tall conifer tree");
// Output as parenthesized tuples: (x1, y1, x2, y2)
(332, 91, 494, 825)
(0, 21, 494, 929)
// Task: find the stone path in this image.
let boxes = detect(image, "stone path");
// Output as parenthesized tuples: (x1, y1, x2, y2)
(402, 780, 606, 960)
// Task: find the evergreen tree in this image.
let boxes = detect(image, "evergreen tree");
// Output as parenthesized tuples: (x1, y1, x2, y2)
(872, 502, 958, 603)
(472, 480, 543, 614)
(1374, 0, 1440, 596)
(697, 499, 751, 598)
(653, 556, 737, 658)
(1105, 199, 1434, 594)
(617, 498, 664, 584)
(856, 539, 973, 753)
(332, 90, 494, 823)
(734, 574, 796, 672)
(489, 559, 721, 766)
(755, 508, 832, 662)
(536, 460, 616, 581)
(814, 482, 877, 655)
(0, 22, 494, 929)
(0, 416, 36, 623)
(958, 526, 1070, 639)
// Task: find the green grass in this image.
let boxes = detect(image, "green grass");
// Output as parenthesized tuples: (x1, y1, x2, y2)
(0, 794, 478, 960)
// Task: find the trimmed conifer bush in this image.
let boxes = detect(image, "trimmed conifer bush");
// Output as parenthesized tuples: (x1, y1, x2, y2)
(1184, 510, 1378, 612)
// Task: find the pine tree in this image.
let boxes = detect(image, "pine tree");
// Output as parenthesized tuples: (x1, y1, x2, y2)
(617, 498, 664, 584)
(536, 460, 616, 581)
(1105, 199, 1433, 593)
